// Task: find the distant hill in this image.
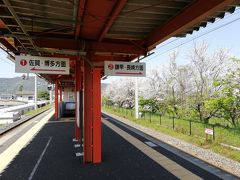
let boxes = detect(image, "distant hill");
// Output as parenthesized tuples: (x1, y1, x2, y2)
(0, 76, 48, 95)
(0, 77, 109, 96)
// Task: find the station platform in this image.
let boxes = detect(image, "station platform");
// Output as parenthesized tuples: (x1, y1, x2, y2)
(0, 113, 238, 180)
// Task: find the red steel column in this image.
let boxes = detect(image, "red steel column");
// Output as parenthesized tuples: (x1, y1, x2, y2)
(60, 87, 62, 102)
(84, 63, 93, 162)
(54, 81, 59, 119)
(84, 63, 102, 163)
(92, 68, 101, 163)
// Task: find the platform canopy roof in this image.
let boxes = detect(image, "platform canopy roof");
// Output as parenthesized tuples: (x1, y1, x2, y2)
(0, 0, 239, 82)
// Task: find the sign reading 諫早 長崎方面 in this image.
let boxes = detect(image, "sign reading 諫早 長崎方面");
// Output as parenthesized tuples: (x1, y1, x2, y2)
(15, 55, 70, 74)
(104, 61, 146, 77)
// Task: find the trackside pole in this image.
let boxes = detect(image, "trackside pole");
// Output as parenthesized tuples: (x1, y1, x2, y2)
(54, 81, 59, 119)
(84, 63, 102, 163)
(49, 89, 53, 104)
(135, 77, 139, 119)
(34, 74, 37, 110)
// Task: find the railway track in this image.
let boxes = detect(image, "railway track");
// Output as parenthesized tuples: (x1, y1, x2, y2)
(0, 108, 53, 154)
(0, 107, 52, 135)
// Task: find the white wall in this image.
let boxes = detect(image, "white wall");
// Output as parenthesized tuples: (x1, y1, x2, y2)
(63, 87, 75, 102)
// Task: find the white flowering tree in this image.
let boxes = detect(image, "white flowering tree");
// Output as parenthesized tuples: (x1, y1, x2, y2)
(102, 42, 240, 126)
(103, 78, 135, 108)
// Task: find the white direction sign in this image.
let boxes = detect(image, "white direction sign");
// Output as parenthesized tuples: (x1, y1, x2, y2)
(205, 128, 213, 135)
(15, 55, 70, 74)
(104, 61, 146, 77)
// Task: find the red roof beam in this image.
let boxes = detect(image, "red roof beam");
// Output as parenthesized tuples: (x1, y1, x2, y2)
(98, 0, 127, 41)
(92, 54, 137, 62)
(75, 0, 87, 39)
(0, 20, 6, 28)
(89, 41, 144, 55)
(34, 38, 146, 55)
(58, 76, 75, 81)
(0, 38, 17, 53)
(45, 54, 77, 60)
(146, 0, 236, 50)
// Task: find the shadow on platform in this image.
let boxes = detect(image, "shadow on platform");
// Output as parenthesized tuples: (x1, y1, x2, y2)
(0, 116, 177, 180)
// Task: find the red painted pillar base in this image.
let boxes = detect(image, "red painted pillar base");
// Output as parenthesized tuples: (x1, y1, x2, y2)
(84, 64, 102, 163)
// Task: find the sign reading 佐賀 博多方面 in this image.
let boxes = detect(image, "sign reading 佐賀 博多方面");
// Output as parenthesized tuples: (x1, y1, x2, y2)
(104, 61, 146, 77)
(15, 55, 70, 74)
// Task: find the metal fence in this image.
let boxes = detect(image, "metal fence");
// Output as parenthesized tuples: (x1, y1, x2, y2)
(103, 105, 240, 147)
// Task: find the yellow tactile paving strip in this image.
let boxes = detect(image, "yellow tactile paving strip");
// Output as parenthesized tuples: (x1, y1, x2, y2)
(0, 111, 54, 173)
(48, 117, 75, 123)
(60, 117, 75, 121)
(102, 118, 201, 180)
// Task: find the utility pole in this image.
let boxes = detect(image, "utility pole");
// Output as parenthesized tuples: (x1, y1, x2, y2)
(34, 74, 37, 110)
(135, 77, 139, 119)
(49, 88, 53, 104)
(48, 84, 53, 104)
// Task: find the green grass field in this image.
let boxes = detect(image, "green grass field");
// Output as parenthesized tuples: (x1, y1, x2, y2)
(102, 105, 240, 162)
(25, 104, 53, 116)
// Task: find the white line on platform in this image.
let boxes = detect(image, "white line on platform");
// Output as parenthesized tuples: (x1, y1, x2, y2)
(28, 137, 52, 180)
(72, 138, 78, 142)
(76, 152, 84, 157)
(74, 144, 81, 148)
(145, 141, 157, 147)
(0, 111, 54, 174)
(102, 118, 201, 180)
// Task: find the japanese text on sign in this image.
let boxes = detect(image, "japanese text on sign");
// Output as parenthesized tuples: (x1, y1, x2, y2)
(15, 55, 69, 75)
(104, 61, 146, 77)
(26, 59, 67, 67)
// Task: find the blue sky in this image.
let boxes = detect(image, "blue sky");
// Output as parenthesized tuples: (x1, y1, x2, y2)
(103, 8, 240, 83)
(1, 8, 240, 80)
(144, 9, 240, 70)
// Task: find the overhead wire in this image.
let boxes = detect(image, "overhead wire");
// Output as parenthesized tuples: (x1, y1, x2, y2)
(153, 8, 240, 51)
(145, 8, 240, 61)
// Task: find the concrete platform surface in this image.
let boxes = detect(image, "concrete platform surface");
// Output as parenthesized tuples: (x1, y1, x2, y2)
(0, 117, 176, 180)
(0, 115, 235, 180)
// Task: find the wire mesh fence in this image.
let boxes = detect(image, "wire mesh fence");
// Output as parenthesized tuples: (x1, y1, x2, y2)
(102, 105, 240, 147)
